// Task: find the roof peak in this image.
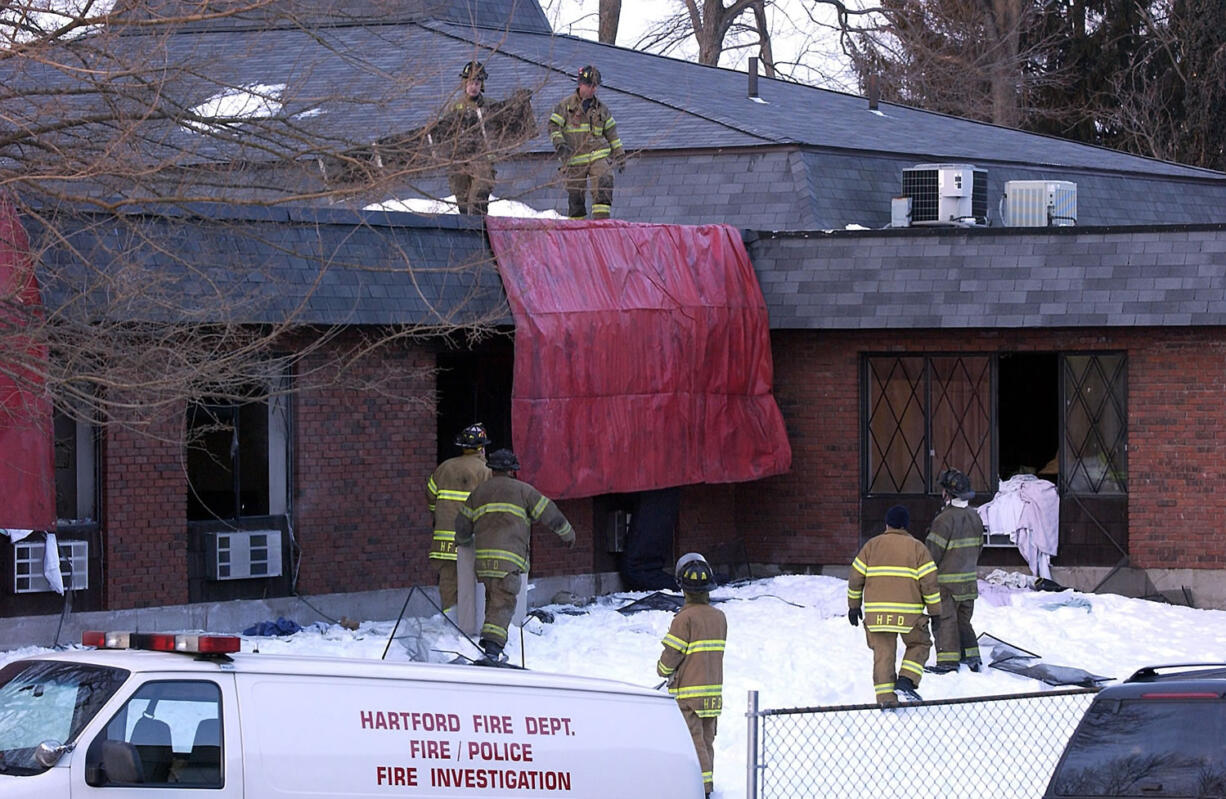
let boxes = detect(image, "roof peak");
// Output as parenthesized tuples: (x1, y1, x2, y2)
(110, 0, 551, 35)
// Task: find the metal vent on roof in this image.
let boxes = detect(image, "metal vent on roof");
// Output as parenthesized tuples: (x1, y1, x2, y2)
(899, 164, 988, 226)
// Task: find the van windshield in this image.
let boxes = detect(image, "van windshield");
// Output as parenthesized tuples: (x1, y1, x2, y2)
(1049, 698, 1226, 797)
(0, 660, 128, 776)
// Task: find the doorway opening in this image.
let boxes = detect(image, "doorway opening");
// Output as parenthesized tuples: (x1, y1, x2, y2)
(435, 335, 514, 463)
(997, 352, 1059, 481)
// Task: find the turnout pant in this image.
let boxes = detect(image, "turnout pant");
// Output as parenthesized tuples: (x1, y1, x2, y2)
(679, 704, 718, 794)
(935, 588, 979, 665)
(478, 572, 521, 647)
(429, 558, 457, 613)
(865, 617, 931, 705)
(448, 160, 495, 215)
(564, 157, 613, 219)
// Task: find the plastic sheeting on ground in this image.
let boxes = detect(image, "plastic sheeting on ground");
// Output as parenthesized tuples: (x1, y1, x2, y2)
(486, 218, 791, 500)
(980, 632, 1111, 686)
(0, 199, 55, 531)
(243, 616, 304, 636)
(615, 591, 731, 615)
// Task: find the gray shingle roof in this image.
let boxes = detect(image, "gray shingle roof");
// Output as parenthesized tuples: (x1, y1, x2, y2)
(32, 205, 507, 326)
(747, 225, 1226, 329)
(12, 1, 1224, 231)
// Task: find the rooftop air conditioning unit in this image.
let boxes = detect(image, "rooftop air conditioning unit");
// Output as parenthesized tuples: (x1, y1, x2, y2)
(205, 529, 282, 580)
(900, 163, 988, 226)
(1003, 180, 1077, 227)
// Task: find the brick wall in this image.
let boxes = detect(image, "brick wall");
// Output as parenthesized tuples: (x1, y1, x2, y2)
(743, 326, 1226, 572)
(1129, 334, 1226, 569)
(94, 325, 1226, 608)
(102, 401, 188, 609)
(740, 330, 862, 567)
(292, 339, 437, 595)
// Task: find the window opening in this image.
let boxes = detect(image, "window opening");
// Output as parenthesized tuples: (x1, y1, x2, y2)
(186, 376, 289, 522)
(53, 409, 96, 523)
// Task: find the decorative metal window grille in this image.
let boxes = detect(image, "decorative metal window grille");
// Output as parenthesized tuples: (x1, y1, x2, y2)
(866, 357, 926, 494)
(14, 539, 89, 593)
(930, 356, 992, 490)
(865, 355, 992, 495)
(1062, 354, 1127, 495)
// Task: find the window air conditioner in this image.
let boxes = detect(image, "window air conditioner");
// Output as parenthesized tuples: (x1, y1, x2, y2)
(900, 163, 988, 226)
(205, 530, 283, 580)
(1003, 180, 1077, 227)
(14, 539, 89, 593)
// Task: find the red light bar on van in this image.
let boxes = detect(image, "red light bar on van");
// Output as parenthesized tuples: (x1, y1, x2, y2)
(82, 630, 241, 655)
(1140, 691, 1220, 699)
(177, 634, 241, 654)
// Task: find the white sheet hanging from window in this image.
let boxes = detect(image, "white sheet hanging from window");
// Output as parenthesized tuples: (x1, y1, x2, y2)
(43, 532, 65, 594)
(978, 475, 1060, 580)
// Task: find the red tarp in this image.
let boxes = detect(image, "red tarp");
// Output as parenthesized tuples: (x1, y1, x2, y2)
(0, 197, 55, 530)
(486, 218, 791, 500)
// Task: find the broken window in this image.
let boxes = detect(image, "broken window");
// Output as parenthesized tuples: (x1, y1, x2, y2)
(53, 409, 96, 523)
(186, 377, 289, 522)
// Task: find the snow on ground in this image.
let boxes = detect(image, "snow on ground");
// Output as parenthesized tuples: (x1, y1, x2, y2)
(6, 573, 1226, 797)
(365, 195, 564, 218)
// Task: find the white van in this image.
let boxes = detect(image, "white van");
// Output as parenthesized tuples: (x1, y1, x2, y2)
(0, 631, 705, 798)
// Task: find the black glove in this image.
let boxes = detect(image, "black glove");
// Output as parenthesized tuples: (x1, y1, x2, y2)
(556, 143, 574, 163)
(848, 607, 862, 627)
(614, 152, 626, 174)
(565, 536, 576, 549)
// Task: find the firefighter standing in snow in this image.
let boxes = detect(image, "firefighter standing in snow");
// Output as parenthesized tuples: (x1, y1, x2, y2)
(848, 505, 942, 706)
(925, 467, 986, 672)
(455, 448, 574, 662)
(548, 64, 625, 219)
(425, 423, 492, 614)
(434, 61, 496, 215)
(657, 553, 726, 797)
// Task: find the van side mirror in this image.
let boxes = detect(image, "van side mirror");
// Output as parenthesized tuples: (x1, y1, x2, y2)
(85, 739, 144, 786)
(34, 740, 68, 768)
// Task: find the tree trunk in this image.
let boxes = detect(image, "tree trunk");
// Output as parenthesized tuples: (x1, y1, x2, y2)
(598, 0, 621, 44)
(752, 1, 775, 77)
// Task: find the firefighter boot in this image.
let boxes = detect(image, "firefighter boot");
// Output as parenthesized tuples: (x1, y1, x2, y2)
(895, 676, 923, 703)
(479, 638, 507, 664)
(924, 661, 959, 674)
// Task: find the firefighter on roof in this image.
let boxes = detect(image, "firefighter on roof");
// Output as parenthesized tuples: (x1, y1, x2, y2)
(548, 64, 625, 219)
(657, 553, 726, 797)
(925, 467, 985, 673)
(425, 423, 491, 615)
(848, 505, 942, 706)
(455, 448, 574, 663)
(433, 61, 497, 215)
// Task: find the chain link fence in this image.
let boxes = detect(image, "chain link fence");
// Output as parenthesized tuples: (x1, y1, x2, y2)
(746, 687, 1098, 799)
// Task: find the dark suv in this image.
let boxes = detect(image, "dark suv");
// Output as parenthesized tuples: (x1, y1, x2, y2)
(1044, 663, 1226, 798)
